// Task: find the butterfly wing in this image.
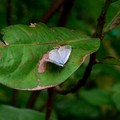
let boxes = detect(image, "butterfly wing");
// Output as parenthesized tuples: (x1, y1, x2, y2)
(48, 48, 63, 66)
(47, 45, 72, 66)
(58, 45, 72, 65)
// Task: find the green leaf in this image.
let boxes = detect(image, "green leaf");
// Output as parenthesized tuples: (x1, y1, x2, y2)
(0, 23, 100, 90)
(100, 57, 120, 66)
(0, 104, 54, 120)
(105, 0, 120, 32)
(80, 89, 113, 106)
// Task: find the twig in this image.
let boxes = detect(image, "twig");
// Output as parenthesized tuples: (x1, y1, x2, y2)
(39, 0, 65, 23)
(26, 91, 40, 108)
(58, 0, 75, 26)
(6, 0, 12, 25)
(55, 0, 112, 95)
(94, 0, 112, 39)
(45, 88, 55, 120)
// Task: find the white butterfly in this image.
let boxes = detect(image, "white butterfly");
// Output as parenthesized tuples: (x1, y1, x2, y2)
(47, 45, 72, 67)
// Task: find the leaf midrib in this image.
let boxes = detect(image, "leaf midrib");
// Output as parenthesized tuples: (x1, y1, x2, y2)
(0, 38, 98, 47)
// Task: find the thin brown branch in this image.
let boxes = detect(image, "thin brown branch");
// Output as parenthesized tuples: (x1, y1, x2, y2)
(45, 88, 55, 120)
(94, 0, 112, 39)
(55, 0, 112, 95)
(26, 91, 40, 108)
(58, 0, 75, 26)
(39, 0, 65, 23)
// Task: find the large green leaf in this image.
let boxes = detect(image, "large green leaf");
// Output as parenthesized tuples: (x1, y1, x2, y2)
(0, 104, 54, 120)
(0, 23, 100, 90)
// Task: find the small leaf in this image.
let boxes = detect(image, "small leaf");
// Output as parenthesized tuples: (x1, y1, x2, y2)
(0, 23, 100, 90)
(105, 0, 120, 32)
(0, 104, 54, 120)
(100, 57, 120, 65)
(108, 17, 120, 30)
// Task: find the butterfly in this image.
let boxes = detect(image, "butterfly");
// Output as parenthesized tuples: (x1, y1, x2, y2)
(47, 45, 72, 67)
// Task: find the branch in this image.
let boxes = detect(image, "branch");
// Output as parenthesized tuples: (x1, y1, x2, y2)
(94, 0, 112, 39)
(45, 88, 55, 120)
(55, 0, 112, 95)
(39, 0, 65, 23)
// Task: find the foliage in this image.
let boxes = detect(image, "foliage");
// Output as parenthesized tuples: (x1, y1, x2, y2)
(0, 0, 120, 120)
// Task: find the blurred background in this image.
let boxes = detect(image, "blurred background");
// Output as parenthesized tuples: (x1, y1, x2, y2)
(0, 0, 120, 120)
